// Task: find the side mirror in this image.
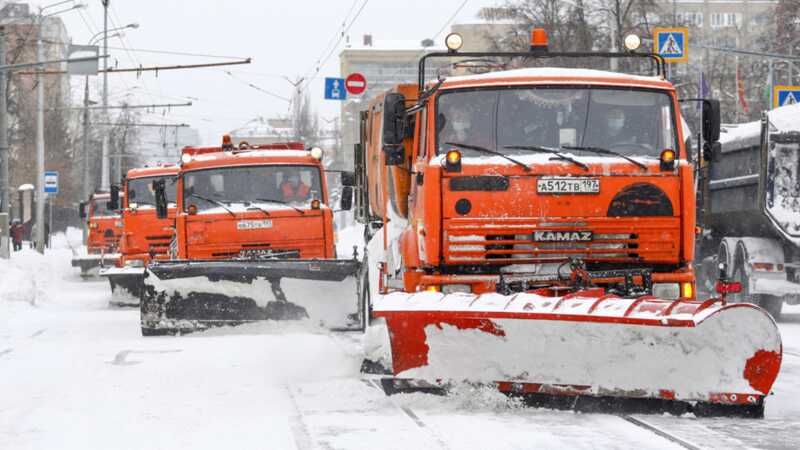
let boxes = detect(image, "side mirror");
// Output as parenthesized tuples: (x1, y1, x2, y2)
(710, 141, 722, 162)
(153, 179, 168, 219)
(382, 93, 406, 166)
(78, 202, 87, 219)
(340, 186, 353, 211)
(341, 171, 356, 187)
(702, 99, 721, 144)
(109, 185, 120, 211)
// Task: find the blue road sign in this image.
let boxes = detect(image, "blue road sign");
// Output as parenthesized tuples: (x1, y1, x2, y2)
(774, 86, 800, 108)
(654, 28, 688, 63)
(44, 171, 58, 194)
(324, 77, 347, 100)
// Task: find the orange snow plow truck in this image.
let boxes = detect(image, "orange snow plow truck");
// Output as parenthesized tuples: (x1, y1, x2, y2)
(139, 138, 360, 335)
(357, 29, 782, 417)
(100, 165, 179, 306)
(71, 191, 123, 277)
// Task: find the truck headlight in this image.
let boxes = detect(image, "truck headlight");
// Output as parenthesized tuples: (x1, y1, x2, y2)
(652, 283, 680, 300)
(442, 284, 471, 295)
(125, 259, 145, 268)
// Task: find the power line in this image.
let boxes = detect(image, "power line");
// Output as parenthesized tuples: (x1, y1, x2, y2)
(299, 0, 371, 94)
(224, 71, 291, 102)
(299, 0, 360, 83)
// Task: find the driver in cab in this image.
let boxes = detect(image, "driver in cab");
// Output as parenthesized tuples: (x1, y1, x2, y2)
(280, 173, 310, 203)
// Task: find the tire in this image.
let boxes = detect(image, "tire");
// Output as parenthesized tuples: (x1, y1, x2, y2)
(757, 295, 784, 321)
(359, 257, 371, 331)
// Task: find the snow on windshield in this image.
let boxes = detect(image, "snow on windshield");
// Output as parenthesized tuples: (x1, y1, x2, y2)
(182, 165, 322, 212)
(436, 87, 677, 159)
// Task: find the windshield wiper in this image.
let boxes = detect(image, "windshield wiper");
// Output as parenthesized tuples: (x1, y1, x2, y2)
(245, 205, 271, 217)
(187, 193, 235, 217)
(445, 142, 531, 172)
(255, 198, 306, 214)
(561, 145, 648, 171)
(503, 145, 589, 171)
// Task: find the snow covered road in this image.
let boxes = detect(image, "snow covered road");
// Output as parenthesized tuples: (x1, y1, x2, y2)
(1, 242, 799, 449)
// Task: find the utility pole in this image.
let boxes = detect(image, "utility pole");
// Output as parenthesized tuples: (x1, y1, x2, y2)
(100, 0, 110, 191)
(35, 15, 45, 253)
(82, 78, 91, 196)
(0, 27, 8, 216)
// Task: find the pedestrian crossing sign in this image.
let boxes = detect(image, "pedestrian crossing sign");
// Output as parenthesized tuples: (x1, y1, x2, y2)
(773, 85, 800, 108)
(653, 28, 688, 63)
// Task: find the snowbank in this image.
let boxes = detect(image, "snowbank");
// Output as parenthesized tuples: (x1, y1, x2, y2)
(0, 230, 84, 306)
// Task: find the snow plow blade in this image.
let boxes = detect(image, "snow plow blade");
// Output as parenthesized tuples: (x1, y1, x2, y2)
(99, 266, 145, 307)
(140, 259, 361, 334)
(71, 253, 121, 278)
(364, 290, 783, 417)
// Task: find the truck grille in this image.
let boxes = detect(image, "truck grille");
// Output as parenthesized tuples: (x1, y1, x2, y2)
(444, 218, 680, 265)
(146, 235, 173, 255)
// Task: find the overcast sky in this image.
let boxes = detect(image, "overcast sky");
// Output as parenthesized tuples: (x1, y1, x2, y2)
(26, 0, 496, 145)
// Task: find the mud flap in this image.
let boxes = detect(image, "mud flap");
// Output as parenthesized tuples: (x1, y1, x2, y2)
(100, 266, 145, 306)
(365, 291, 783, 412)
(140, 259, 361, 333)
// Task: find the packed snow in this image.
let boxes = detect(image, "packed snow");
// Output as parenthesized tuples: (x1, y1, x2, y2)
(1, 228, 800, 449)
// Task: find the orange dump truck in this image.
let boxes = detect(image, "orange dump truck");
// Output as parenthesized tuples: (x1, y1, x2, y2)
(71, 192, 123, 277)
(139, 139, 360, 335)
(100, 165, 179, 306)
(356, 29, 782, 417)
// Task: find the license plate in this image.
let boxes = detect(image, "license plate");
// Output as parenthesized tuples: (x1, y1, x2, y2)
(237, 219, 273, 230)
(534, 230, 593, 242)
(537, 177, 599, 194)
(237, 249, 289, 259)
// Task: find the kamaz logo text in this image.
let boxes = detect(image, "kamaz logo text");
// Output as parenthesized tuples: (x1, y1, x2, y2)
(533, 231, 593, 242)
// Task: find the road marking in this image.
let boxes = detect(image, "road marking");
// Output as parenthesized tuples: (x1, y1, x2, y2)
(622, 416, 703, 450)
(109, 349, 182, 366)
(284, 385, 314, 450)
(0, 348, 12, 357)
(30, 329, 46, 338)
(368, 379, 450, 449)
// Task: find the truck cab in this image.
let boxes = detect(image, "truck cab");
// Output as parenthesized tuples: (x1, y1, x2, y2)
(172, 140, 339, 261)
(360, 62, 699, 301)
(80, 192, 123, 255)
(117, 165, 179, 267)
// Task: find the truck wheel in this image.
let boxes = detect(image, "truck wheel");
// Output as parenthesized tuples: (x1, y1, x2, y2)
(359, 257, 371, 331)
(757, 295, 783, 321)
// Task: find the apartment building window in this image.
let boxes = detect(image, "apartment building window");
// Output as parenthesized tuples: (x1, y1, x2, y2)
(711, 12, 739, 28)
(677, 12, 703, 27)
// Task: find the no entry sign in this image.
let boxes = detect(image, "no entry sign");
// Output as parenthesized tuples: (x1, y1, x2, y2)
(345, 73, 367, 95)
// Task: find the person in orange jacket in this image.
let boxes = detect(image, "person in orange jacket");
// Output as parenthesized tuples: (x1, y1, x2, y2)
(280, 173, 310, 203)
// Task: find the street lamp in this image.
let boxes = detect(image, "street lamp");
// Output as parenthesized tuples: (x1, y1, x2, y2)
(34, 1, 86, 253)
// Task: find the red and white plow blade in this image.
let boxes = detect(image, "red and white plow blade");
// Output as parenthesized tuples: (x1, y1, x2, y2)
(368, 290, 782, 404)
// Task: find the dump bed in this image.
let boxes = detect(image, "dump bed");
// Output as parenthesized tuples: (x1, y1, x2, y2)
(710, 104, 800, 246)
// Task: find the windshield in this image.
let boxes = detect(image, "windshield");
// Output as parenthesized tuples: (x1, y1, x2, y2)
(436, 87, 677, 158)
(182, 165, 322, 212)
(91, 198, 117, 217)
(127, 176, 177, 207)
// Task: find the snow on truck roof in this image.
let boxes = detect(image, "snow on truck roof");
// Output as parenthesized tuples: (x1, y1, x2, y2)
(181, 146, 321, 171)
(720, 103, 800, 149)
(440, 67, 670, 89)
(126, 165, 178, 179)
